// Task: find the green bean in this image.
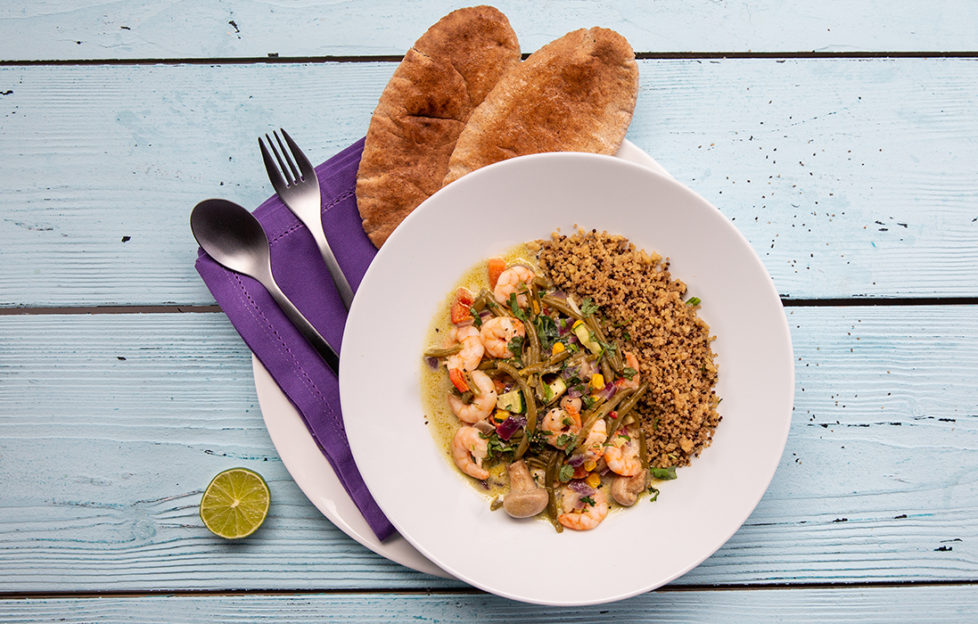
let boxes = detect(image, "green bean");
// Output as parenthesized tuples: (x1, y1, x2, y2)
(481, 289, 508, 317)
(532, 276, 553, 290)
(518, 349, 572, 376)
(422, 344, 462, 358)
(607, 382, 648, 437)
(638, 428, 649, 470)
(523, 313, 541, 367)
(585, 315, 623, 372)
(544, 451, 563, 533)
(599, 358, 614, 385)
(477, 360, 497, 371)
(470, 292, 487, 313)
(569, 388, 633, 452)
(464, 371, 480, 396)
(540, 294, 582, 321)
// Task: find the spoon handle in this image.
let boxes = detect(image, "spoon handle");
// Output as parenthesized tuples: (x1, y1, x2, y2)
(264, 278, 341, 374)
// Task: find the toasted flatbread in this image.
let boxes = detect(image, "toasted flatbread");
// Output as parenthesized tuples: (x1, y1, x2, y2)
(443, 28, 638, 186)
(356, 6, 520, 247)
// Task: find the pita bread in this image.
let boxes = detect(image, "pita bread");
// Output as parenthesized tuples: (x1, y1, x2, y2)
(356, 6, 520, 247)
(443, 28, 638, 186)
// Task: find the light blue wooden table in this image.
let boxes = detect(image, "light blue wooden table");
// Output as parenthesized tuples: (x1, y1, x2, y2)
(1, 2, 976, 621)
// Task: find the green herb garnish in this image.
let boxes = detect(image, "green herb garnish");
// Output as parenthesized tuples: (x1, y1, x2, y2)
(555, 433, 576, 448)
(685, 296, 701, 306)
(622, 367, 638, 380)
(469, 307, 482, 327)
(534, 315, 559, 349)
(580, 297, 600, 317)
(650, 466, 678, 480)
(558, 465, 574, 482)
(508, 292, 528, 322)
(507, 335, 524, 356)
(580, 495, 596, 506)
(648, 487, 660, 502)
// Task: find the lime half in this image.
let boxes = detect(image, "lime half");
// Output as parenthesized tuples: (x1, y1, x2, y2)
(199, 467, 270, 539)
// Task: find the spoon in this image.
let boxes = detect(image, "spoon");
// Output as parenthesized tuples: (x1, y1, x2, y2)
(191, 198, 340, 373)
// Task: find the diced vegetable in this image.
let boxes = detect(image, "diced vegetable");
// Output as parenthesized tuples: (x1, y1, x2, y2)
(585, 473, 601, 489)
(591, 373, 605, 391)
(448, 368, 469, 393)
(451, 288, 474, 324)
(551, 341, 565, 354)
(572, 320, 601, 354)
(545, 377, 567, 404)
(488, 258, 506, 289)
(496, 389, 525, 414)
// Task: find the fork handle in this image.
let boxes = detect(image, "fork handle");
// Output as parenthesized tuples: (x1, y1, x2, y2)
(310, 228, 355, 310)
(264, 277, 341, 374)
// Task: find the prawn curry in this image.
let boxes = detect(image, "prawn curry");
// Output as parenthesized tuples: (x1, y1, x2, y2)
(421, 245, 657, 532)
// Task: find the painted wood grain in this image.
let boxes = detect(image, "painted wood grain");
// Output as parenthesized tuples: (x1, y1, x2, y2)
(0, 585, 976, 623)
(0, 59, 976, 307)
(1, 1, 977, 60)
(0, 306, 974, 591)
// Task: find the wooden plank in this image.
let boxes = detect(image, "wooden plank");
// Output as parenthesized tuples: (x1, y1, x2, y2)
(0, 585, 976, 622)
(0, 59, 976, 307)
(1, 1, 977, 60)
(0, 306, 975, 591)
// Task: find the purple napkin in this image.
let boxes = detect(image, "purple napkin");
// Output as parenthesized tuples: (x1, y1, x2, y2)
(195, 137, 396, 541)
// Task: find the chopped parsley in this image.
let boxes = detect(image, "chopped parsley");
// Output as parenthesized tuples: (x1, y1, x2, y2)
(650, 466, 677, 480)
(555, 433, 576, 448)
(508, 292, 528, 321)
(648, 486, 660, 502)
(580, 297, 600, 317)
(558, 464, 574, 482)
(581, 395, 597, 410)
(622, 366, 638, 380)
(534, 315, 559, 349)
(561, 416, 573, 427)
(580, 495, 596, 506)
(469, 307, 483, 327)
(507, 334, 524, 357)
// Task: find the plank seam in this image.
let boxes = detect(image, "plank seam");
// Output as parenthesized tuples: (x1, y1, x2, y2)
(0, 579, 976, 600)
(1, 51, 977, 66)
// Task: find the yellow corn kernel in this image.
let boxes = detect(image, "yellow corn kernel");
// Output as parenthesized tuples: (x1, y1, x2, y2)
(551, 342, 565, 354)
(572, 319, 584, 329)
(591, 373, 605, 390)
(585, 473, 601, 489)
(584, 459, 597, 472)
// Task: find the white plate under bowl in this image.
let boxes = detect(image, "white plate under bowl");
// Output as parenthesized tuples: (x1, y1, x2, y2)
(341, 153, 794, 605)
(253, 141, 667, 579)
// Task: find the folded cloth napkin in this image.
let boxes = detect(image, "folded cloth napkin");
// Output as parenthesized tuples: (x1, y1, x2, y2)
(195, 137, 396, 541)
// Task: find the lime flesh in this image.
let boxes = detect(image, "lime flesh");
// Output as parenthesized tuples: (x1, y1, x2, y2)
(199, 467, 270, 539)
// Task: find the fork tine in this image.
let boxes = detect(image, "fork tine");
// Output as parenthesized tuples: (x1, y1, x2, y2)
(258, 136, 288, 193)
(281, 128, 317, 181)
(273, 130, 302, 183)
(265, 132, 295, 185)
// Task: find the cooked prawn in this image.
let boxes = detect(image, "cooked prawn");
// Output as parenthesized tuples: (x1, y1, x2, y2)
(603, 425, 643, 476)
(493, 265, 534, 306)
(540, 401, 582, 450)
(621, 350, 641, 390)
(580, 418, 608, 462)
(480, 316, 525, 358)
(452, 426, 489, 480)
(448, 369, 498, 424)
(446, 325, 484, 372)
(557, 484, 609, 531)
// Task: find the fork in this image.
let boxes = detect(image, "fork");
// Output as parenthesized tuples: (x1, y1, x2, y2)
(259, 129, 355, 309)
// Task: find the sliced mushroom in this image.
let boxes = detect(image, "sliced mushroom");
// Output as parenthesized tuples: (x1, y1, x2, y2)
(610, 471, 648, 507)
(503, 459, 549, 518)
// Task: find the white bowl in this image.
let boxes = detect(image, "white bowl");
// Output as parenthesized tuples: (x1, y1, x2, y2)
(340, 153, 794, 606)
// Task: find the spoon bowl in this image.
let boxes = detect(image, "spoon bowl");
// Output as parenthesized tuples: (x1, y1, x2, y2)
(191, 198, 272, 279)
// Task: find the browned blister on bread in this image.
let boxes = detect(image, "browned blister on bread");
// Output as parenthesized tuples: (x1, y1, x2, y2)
(443, 28, 638, 186)
(356, 6, 520, 247)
